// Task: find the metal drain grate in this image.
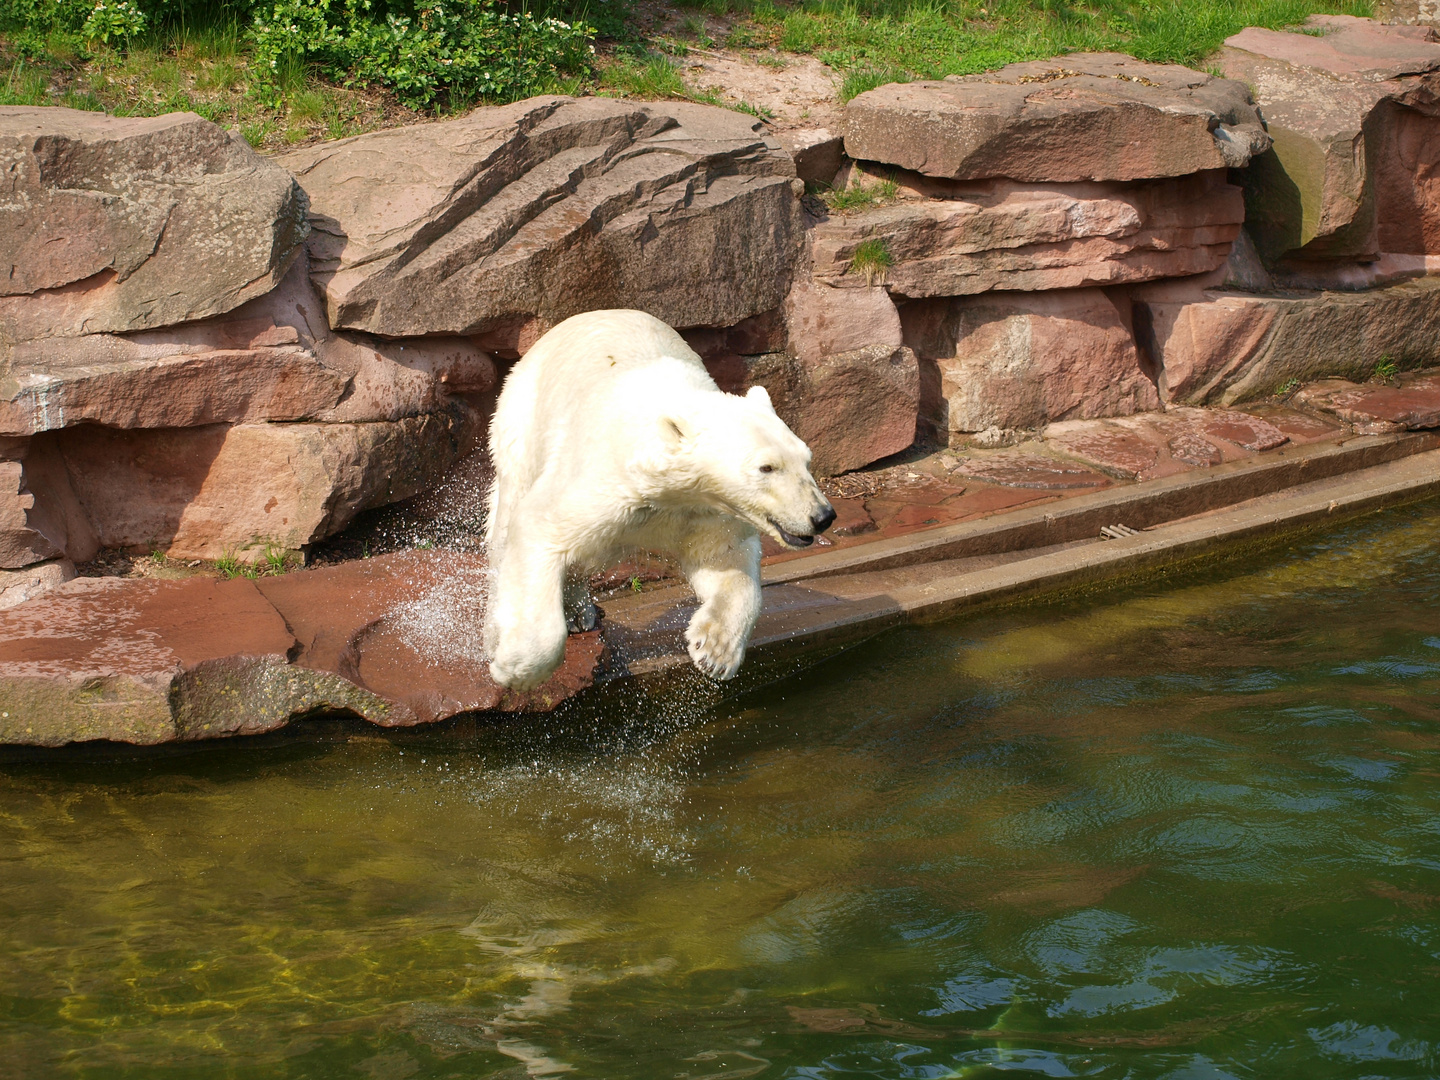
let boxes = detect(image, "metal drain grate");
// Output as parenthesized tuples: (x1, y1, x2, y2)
(1100, 523, 1140, 540)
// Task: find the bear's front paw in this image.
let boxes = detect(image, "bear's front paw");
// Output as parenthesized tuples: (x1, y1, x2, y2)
(489, 641, 565, 692)
(685, 607, 749, 681)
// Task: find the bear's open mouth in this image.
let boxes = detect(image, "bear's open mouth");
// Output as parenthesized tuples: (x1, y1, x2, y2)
(768, 518, 815, 548)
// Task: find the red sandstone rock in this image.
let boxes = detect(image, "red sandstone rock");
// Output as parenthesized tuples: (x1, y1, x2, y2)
(844, 53, 1269, 182)
(0, 558, 73, 611)
(1219, 17, 1440, 266)
(1295, 371, 1440, 431)
(904, 289, 1160, 438)
(1243, 405, 1345, 442)
(0, 551, 604, 746)
(44, 401, 482, 562)
(1202, 411, 1288, 451)
(281, 97, 801, 338)
(811, 171, 1243, 297)
(828, 497, 875, 536)
(953, 453, 1109, 489)
(785, 281, 903, 362)
(0, 108, 307, 339)
(1133, 277, 1440, 404)
(1165, 429, 1223, 466)
(1046, 422, 1161, 479)
(0, 258, 497, 437)
(777, 127, 844, 186)
(785, 345, 921, 477)
(0, 436, 97, 569)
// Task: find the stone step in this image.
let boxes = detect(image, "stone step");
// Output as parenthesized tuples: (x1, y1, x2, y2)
(605, 443, 1440, 684)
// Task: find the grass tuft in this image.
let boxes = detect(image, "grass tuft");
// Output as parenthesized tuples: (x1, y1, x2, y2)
(850, 236, 894, 282)
(824, 172, 899, 212)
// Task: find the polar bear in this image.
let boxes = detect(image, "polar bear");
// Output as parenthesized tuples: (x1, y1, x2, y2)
(483, 309, 836, 691)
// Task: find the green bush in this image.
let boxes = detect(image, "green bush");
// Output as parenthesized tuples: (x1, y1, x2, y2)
(250, 0, 597, 107)
(1, 0, 600, 110)
(82, 0, 147, 43)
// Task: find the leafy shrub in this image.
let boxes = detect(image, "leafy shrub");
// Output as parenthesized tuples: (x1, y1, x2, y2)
(82, 0, 146, 43)
(250, 0, 596, 108)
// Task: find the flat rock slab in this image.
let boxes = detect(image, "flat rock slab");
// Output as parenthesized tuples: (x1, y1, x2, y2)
(0, 259, 497, 437)
(1295, 372, 1440, 431)
(0, 551, 602, 747)
(1046, 409, 1292, 480)
(281, 96, 801, 338)
(844, 53, 1269, 182)
(0, 108, 307, 339)
(953, 454, 1110, 489)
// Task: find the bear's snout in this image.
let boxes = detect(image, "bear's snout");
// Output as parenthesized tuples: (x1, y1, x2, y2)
(811, 505, 837, 534)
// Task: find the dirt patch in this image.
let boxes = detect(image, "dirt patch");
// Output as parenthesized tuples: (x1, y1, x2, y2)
(680, 50, 843, 131)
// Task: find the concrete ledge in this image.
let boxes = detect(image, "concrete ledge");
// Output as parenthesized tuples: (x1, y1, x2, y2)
(616, 446, 1440, 683)
(765, 432, 1437, 584)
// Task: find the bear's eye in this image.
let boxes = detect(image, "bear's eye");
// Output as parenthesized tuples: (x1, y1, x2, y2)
(758, 464, 776, 474)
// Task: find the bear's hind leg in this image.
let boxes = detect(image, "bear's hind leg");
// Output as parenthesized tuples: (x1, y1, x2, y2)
(677, 519, 762, 681)
(563, 570, 599, 633)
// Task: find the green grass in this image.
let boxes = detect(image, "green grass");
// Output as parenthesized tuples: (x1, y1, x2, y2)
(850, 236, 894, 281)
(736, 0, 1372, 96)
(598, 49, 727, 105)
(824, 171, 899, 211)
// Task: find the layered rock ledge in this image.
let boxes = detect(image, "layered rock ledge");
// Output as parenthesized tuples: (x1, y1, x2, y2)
(280, 96, 804, 338)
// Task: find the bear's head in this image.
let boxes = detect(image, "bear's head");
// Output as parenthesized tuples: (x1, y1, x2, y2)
(655, 386, 836, 548)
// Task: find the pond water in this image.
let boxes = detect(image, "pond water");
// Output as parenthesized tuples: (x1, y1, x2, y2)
(4, 501, 1440, 1079)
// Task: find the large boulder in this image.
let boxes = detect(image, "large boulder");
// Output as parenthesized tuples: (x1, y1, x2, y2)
(280, 96, 804, 338)
(0, 108, 308, 339)
(809, 170, 1243, 297)
(1132, 276, 1440, 403)
(784, 280, 903, 362)
(902, 288, 1161, 439)
(719, 346, 919, 476)
(1219, 17, 1440, 267)
(0, 396, 483, 568)
(844, 53, 1269, 183)
(53, 402, 483, 562)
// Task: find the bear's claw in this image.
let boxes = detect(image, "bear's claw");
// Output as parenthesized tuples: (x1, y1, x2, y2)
(685, 609, 746, 681)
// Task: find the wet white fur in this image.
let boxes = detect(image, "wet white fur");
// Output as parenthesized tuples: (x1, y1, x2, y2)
(484, 309, 831, 691)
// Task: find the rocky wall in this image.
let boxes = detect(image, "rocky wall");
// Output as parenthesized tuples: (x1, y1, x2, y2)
(7, 15, 1440, 604)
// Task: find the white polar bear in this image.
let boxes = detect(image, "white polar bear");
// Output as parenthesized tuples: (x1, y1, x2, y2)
(483, 309, 836, 691)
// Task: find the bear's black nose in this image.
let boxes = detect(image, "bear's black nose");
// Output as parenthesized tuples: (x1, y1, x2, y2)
(812, 505, 837, 533)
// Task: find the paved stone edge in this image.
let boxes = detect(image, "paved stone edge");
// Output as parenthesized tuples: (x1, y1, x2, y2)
(765, 433, 1438, 585)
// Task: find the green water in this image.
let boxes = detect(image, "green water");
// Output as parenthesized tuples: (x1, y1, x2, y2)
(5, 505, 1440, 1079)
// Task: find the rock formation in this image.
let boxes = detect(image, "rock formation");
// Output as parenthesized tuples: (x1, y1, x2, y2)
(279, 96, 804, 337)
(844, 53, 1270, 182)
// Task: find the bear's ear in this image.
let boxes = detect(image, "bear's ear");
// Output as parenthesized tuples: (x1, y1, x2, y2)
(746, 385, 775, 414)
